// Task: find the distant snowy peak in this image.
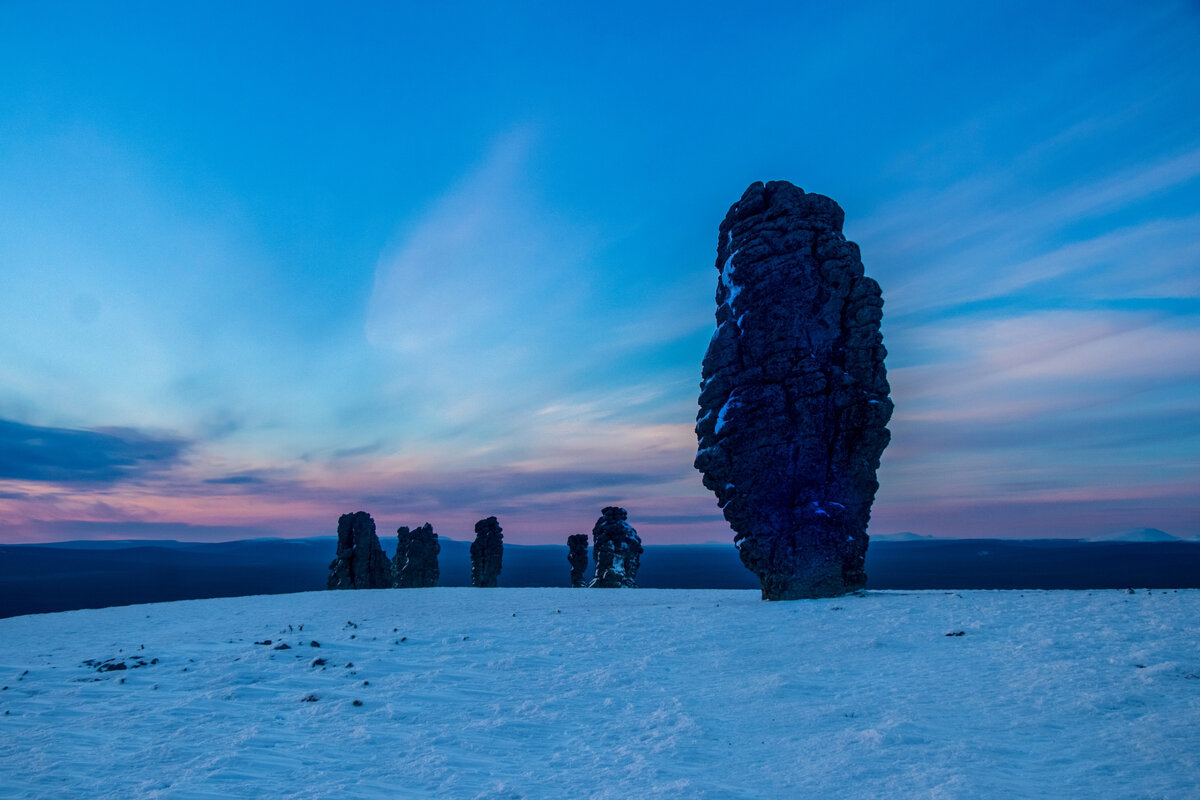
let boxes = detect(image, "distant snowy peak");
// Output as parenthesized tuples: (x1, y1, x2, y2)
(873, 532, 936, 542)
(1085, 528, 1189, 543)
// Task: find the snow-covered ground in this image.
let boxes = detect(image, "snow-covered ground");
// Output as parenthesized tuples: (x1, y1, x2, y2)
(2, 588, 1197, 799)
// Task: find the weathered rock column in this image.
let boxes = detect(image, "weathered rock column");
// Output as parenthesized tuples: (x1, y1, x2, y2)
(567, 533, 589, 587)
(694, 181, 892, 600)
(589, 507, 643, 588)
(327, 511, 392, 589)
(470, 516, 504, 587)
(393, 523, 440, 588)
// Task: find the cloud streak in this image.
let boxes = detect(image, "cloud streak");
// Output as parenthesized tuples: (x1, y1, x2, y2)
(872, 308, 1200, 538)
(856, 140, 1200, 320)
(365, 128, 599, 426)
(0, 418, 187, 484)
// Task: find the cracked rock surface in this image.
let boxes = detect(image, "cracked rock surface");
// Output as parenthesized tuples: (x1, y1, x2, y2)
(695, 181, 892, 600)
(327, 511, 392, 590)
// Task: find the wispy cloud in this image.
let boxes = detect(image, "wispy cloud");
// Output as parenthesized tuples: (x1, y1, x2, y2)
(0, 418, 187, 484)
(847, 72, 1200, 540)
(872, 308, 1200, 538)
(365, 128, 601, 429)
(0, 520, 287, 544)
(890, 311, 1200, 421)
(855, 143, 1200, 318)
(982, 215, 1200, 300)
(360, 127, 710, 472)
(202, 474, 267, 486)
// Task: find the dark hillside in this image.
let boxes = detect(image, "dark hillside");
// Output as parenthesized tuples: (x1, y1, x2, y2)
(2, 538, 1197, 618)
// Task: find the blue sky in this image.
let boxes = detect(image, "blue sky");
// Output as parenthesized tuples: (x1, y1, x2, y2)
(1, 0, 1197, 543)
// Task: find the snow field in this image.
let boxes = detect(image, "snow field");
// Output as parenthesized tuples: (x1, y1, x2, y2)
(1, 588, 1197, 799)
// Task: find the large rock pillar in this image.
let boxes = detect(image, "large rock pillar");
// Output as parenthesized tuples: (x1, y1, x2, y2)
(470, 516, 504, 587)
(695, 181, 892, 599)
(327, 511, 391, 589)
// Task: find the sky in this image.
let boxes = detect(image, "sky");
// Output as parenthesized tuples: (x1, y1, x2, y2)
(1, 0, 1198, 544)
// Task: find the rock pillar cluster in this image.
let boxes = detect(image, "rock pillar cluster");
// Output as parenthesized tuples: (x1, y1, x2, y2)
(470, 516, 504, 588)
(327, 511, 391, 589)
(589, 507, 643, 588)
(694, 181, 892, 600)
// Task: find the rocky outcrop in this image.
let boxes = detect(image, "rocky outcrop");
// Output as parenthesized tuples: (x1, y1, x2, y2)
(327, 511, 392, 589)
(589, 507, 643, 588)
(393, 523, 440, 588)
(694, 181, 893, 600)
(470, 516, 504, 588)
(567, 534, 589, 587)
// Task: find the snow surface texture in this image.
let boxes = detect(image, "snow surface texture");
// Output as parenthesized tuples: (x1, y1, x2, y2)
(2, 589, 1198, 799)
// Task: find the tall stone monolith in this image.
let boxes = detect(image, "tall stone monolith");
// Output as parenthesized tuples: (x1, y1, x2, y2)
(327, 511, 392, 589)
(567, 533, 589, 587)
(470, 516, 504, 587)
(393, 523, 440, 588)
(694, 181, 892, 600)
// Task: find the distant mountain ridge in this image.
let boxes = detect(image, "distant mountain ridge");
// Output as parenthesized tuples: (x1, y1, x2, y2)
(1084, 528, 1189, 543)
(873, 530, 1196, 543)
(873, 532, 936, 542)
(17, 528, 1197, 548)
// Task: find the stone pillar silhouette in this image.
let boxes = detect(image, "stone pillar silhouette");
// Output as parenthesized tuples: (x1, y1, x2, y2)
(470, 516, 504, 587)
(393, 523, 440, 588)
(695, 181, 892, 599)
(589, 507, 642, 588)
(567, 533, 589, 587)
(327, 511, 391, 589)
